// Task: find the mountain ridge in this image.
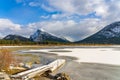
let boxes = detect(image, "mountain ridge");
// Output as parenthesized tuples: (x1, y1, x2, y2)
(77, 21, 120, 44)
(3, 34, 30, 41)
(2, 21, 120, 44)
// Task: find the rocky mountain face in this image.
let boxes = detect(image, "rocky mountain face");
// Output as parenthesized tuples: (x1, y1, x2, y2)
(30, 29, 69, 42)
(3, 34, 30, 41)
(78, 21, 120, 44)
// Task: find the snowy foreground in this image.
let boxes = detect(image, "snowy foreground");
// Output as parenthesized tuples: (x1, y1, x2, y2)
(26, 47, 120, 65)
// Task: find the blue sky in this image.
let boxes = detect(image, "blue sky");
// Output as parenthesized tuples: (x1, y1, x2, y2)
(0, 0, 120, 41)
(0, 0, 49, 24)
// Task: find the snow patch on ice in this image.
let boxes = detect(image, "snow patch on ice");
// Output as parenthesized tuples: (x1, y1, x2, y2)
(26, 48, 120, 65)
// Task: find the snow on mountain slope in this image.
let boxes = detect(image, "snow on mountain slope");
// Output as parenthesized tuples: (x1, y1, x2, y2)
(97, 22, 120, 38)
(30, 29, 69, 42)
(78, 21, 120, 44)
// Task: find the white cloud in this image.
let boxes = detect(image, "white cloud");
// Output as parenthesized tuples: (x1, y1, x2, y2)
(18, 0, 120, 23)
(27, 19, 105, 41)
(46, 0, 108, 16)
(0, 19, 32, 38)
(49, 0, 75, 14)
(0, 19, 21, 30)
(27, 0, 120, 24)
(29, 1, 54, 12)
(40, 15, 50, 19)
(41, 4, 54, 12)
(45, 0, 119, 21)
(0, 19, 21, 36)
(105, 0, 120, 23)
(29, 2, 40, 7)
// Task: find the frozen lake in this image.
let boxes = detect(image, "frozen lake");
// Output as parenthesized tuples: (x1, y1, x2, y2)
(5, 46, 120, 80)
(25, 47, 120, 65)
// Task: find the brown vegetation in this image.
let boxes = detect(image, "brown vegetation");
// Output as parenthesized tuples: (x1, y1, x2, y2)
(0, 48, 14, 71)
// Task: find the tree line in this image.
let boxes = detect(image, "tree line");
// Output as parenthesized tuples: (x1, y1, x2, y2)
(0, 39, 71, 45)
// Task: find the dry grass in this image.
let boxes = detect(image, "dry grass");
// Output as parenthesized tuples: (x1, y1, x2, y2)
(0, 48, 15, 71)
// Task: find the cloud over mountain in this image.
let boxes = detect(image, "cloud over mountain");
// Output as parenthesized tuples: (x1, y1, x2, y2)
(0, 0, 120, 41)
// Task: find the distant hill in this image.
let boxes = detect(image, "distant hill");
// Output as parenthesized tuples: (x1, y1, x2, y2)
(77, 21, 120, 44)
(30, 29, 69, 43)
(3, 34, 30, 41)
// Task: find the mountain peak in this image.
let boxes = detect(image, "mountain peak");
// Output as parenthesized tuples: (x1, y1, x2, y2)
(30, 29, 69, 42)
(37, 28, 45, 32)
(40, 28, 45, 32)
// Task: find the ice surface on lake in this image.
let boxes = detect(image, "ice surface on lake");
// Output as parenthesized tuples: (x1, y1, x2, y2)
(26, 47, 120, 65)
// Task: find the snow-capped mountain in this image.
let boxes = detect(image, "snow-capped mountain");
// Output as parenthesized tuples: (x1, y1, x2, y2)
(3, 34, 30, 41)
(78, 21, 120, 44)
(30, 29, 69, 42)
